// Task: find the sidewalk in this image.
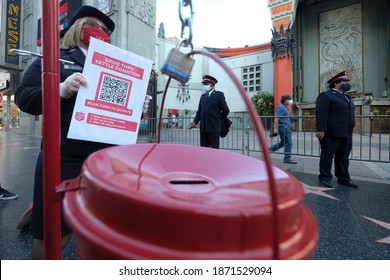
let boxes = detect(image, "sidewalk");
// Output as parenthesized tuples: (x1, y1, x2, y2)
(267, 152, 390, 184)
(0, 129, 389, 259)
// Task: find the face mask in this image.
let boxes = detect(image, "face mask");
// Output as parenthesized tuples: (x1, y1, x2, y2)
(340, 83, 352, 92)
(287, 99, 293, 105)
(203, 84, 211, 92)
(81, 27, 111, 46)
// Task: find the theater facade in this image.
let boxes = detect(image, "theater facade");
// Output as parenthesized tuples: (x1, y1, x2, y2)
(268, 0, 389, 128)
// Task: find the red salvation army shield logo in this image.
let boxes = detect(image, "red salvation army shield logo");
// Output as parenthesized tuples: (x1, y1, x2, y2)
(75, 112, 86, 121)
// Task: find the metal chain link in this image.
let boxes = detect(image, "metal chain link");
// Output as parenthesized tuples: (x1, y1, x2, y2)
(178, 0, 194, 49)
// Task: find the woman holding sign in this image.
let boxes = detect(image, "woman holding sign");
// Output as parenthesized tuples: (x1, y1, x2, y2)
(15, 6, 150, 259)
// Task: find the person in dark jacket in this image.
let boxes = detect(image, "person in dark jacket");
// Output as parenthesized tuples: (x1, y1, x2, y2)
(15, 6, 150, 259)
(315, 71, 358, 189)
(190, 75, 230, 149)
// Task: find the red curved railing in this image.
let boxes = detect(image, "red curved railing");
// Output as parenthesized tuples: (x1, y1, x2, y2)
(158, 49, 280, 259)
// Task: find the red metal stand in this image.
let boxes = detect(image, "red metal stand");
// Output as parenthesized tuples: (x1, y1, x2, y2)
(42, 0, 61, 259)
(158, 49, 280, 259)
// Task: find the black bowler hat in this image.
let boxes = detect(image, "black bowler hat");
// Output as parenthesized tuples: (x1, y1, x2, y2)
(69, 5, 115, 33)
(202, 75, 218, 85)
(327, 71, 350, 85)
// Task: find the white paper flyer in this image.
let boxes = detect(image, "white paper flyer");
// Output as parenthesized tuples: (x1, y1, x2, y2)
(67, 38, 153, 145)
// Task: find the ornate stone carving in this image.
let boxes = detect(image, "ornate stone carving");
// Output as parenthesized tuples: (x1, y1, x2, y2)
(158, 22, 166, 39)
(127, 0, 156, 28)
(23, 0, 34, 19)
(271, 24, 295, 61)
(319, 3, 363, 92)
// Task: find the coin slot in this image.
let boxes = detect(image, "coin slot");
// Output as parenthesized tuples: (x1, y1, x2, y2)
(170, 180, 209, 185)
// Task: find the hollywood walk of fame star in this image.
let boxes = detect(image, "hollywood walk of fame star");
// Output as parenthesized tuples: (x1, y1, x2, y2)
(361, 216, 390, 244)
(301, 182, 339, 200)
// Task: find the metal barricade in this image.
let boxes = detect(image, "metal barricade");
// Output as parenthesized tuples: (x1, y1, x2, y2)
(246, 115, 390, 163)
(136, 115, 389, 163)
(138, 115, 390, 162)
(136, 116, 246, 153)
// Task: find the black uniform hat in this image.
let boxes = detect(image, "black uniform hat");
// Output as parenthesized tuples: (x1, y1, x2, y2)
(202, 75, 218, 85)
(69, 5, 115, 33)
(327, 71, 350, 85)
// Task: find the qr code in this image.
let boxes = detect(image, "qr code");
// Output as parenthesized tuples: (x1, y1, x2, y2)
(98, 74, 130, 106)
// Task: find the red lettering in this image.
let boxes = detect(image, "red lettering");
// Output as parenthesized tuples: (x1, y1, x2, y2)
(59, 2, 69, 15)
(7, 30, 18, 43)
(6, 3, 20, 60)
(8, 4, 20, 16)
(8, 17, 18, 30)
(7, 44, 17, 56)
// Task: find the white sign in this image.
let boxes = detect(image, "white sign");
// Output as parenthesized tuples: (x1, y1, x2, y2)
(68, 38, 153, 145)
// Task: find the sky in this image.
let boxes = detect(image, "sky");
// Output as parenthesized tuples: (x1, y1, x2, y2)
(156, 0, 273, 48)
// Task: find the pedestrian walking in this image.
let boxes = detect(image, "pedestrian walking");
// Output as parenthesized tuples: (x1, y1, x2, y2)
(269, 94, 297, 164)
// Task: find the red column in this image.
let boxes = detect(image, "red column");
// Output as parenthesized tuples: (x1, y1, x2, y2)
(274, 55, 292, 114)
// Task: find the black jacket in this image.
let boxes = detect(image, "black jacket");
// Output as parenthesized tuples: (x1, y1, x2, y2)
(316, 88, 355, 138)
(193, 90, 230, 133)
(15, 48, 113, 156)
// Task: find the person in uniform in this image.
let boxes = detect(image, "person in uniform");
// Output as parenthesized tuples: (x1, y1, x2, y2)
(190, 75, 230, 149)
(15, 5, 150, 259)
(315, 71, 358, 188)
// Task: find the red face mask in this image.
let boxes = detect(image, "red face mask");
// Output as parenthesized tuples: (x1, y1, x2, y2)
(81, 26, 111, 46)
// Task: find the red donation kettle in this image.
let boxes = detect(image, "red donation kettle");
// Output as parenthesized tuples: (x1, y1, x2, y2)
(62, 143, 318, 259)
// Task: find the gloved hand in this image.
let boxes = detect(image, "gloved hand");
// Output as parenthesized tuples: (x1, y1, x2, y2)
(59, 73, 87, 99)
(143, 95, 152, 114)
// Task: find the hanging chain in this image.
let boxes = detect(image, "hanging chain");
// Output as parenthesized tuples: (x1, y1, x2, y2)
(178, 0, 194, 49)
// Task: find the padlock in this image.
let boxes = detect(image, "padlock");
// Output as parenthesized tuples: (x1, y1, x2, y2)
(161, 47, 195, 84)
